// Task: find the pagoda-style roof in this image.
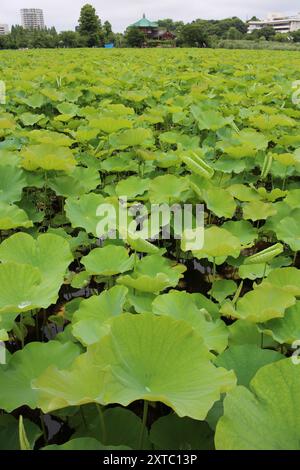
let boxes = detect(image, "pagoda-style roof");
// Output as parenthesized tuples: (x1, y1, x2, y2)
(131, 14, 158, 28)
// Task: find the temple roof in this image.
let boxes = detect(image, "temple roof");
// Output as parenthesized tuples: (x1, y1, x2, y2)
(131, 14, 158, 28)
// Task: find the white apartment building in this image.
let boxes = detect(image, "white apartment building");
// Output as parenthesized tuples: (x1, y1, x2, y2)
(0, 24, 9, 35)
(21, 8, 45, 29)
(248, 13, 300, 34)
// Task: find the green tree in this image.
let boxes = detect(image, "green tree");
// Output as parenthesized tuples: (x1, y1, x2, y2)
(103, 20, 115, 44)
(78, 4, 104, 47)
(157, 19, 184, 34)
(125, 27, 145, 47)
(254, 26, 276, 41)
(226, 26, 243, 40)
(292, 30, 300, 43)
(179, 23, 210, 47)
(58, 31, 83, 48)
(274, 33, 290, 43)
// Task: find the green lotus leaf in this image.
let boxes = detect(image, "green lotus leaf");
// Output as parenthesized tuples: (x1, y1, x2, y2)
(257, 187, 287, 203)
(70, 406, 150, 449)
(215, 345, 283, 387)
(34, 350, 107, 412)
(101, 153, 139, 173)
(188, 226, 241, 264)
(0, 415, 42, 450)
(21, 94, 45, 109)
(43, 438, 130, 451)
(89, 117, 132, 133)
(19, 112, 45, 126)
(65, 193, 105, 236)
(149, 175, 189, 204)
(117, 255, 186, 293)
(127, 290, 155, 314)
(150, 414, 214, 450)
(227, 184, 260, 202)
(222, 220, 257, 246)
(0, 263, 42, 314)
(213, 157, 246, 174)
(48, 167, 100, 197)
(28, 129, 74, 146)
(209, 280, 237, 303)
(109, 128, 153, 149)
(118, 226, 161, 255)
(190, 292, 220, 320)
(0, 341, 80, 412)
(221, 283, 296, 323)
(105, 103, 135, 116)
(0, 329, 9, 341)
(56, 102, 80, 117)
(239, 263, 272, 280)
(0, 166, 27, 203)
(0, 117, 16, 130)
(0, 202, 33, 230)
(243, 201, 277, 221)
(266, 268, 300, 296)
(72, 286, 128, 346)
(70, 271, 91, 289)
(152, 290, 228, 353)
(82, 245, 135, 276)
(217, 129, 268, 158)
(260, 301, 300, 345)
(228, 320, 278, 348)
(285, 189, 300, 209)
(228, 320, 276, 348)
(0, 233, 73, 309)
(249, 113, 296, 130)
(215, 359, 300, 450)
(159, 132, 199, 149)
(191, 106, 233, 131)
(0, 149, 20, 167)
(116, 176, 150, 199)
(75, 126, 99, 143)
(203, 188, 236, 219)
(20, 144, 76, 172)
(274, 210, 300, 251)
(35, 315, 236, 419)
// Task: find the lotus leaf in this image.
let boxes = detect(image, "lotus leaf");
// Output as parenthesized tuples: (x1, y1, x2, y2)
(215, 359, 300, 450)
(35, 314, 236, 419)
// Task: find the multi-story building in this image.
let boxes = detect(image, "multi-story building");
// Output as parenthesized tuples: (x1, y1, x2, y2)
(20, 8, 45, 30)
(0, 24, 9, 35)
(248, 12, 300, 34)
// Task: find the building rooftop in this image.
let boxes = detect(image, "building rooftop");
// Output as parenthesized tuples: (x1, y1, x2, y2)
(131, 14, 158, 28)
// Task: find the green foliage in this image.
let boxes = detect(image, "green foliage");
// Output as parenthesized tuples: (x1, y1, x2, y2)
(125, 27, 146, 48)
(78, 4, 104, 47)
(0, 47, 300, 451)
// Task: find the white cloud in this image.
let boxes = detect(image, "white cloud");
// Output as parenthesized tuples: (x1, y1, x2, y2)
(0, 0, 299, 32)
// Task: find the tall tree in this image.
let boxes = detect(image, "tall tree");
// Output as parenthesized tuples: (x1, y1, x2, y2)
(103, 20, 114, 43)
(125, 27, 145, 47)
(179, 23, 210, 47)
(78, 4, 104, 47)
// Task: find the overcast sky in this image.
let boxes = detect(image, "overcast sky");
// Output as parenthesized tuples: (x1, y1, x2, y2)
(1, 1, 300, 33)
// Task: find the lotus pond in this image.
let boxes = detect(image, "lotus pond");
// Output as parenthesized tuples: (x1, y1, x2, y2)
(0, 48, 300, 451)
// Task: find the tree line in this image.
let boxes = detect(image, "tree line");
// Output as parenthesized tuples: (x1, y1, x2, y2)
(1, 4, 300, 50)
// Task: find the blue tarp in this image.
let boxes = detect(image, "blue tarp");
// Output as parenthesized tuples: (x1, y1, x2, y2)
(104, 43, 114, 48)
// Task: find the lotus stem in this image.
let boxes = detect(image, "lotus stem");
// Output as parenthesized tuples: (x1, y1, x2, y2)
(139, 400, 149, 450)
(212, 258, 216, 282)
(96, 404, 106, 445)
(293, 251, 298, 266)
